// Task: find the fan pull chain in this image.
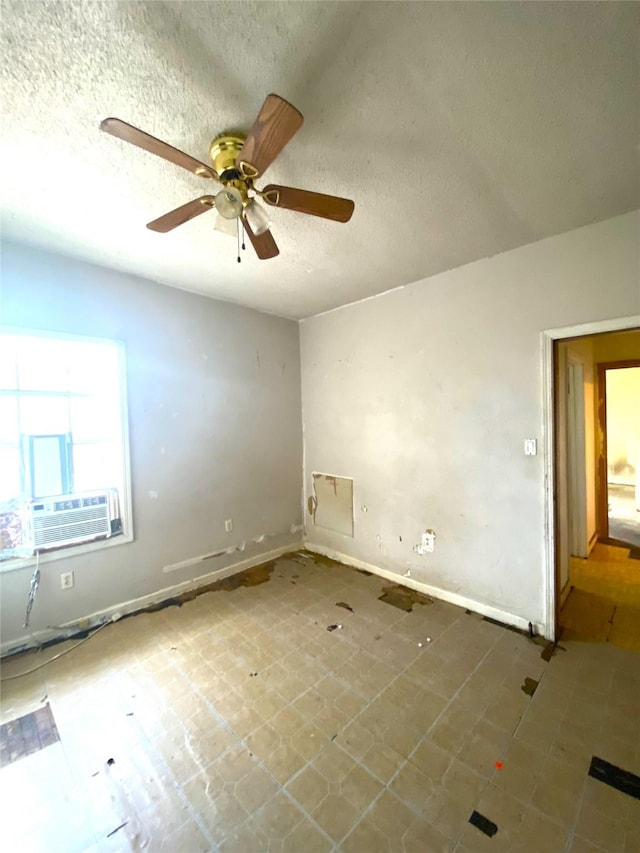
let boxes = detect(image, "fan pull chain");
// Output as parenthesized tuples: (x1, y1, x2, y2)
(241, 221, 246, 252)
(237, 218, 241, 264)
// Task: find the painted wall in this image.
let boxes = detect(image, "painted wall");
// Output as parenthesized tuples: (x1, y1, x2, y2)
(301, 212, 640, 632)
(0, 242, 303, 652)
(594, 329, 640, 363)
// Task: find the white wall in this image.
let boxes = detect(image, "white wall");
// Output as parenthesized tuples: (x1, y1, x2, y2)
(0, 242, 303, 653)
(300, 212, 640, 634)
(594, 329, 640, 363)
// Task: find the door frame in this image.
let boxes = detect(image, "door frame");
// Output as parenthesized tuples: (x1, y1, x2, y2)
(566, 358, 587, 558)
(597, 359, 640, 545)
(542, 315, 640, 641)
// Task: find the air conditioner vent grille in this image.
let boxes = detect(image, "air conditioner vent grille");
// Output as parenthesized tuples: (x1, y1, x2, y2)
(33, 507, 108, 530)
(30, 491, 116, 549)
(34, 518, 110, 546)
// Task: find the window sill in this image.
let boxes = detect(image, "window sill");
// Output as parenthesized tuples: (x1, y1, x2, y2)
(0, 530, 133, 573)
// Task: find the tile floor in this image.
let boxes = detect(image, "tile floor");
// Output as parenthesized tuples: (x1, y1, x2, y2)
(1, 550, 639, 852)
(564, 543, 640, 650)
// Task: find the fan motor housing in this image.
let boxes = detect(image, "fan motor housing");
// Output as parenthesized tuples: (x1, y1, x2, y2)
(209, 134, 246, 180)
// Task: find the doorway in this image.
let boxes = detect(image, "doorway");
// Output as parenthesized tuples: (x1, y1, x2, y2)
(542, 319, 640, 643)
(597, 362, 640, 548)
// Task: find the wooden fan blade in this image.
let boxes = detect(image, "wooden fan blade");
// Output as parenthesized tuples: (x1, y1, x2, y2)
(100, 118, 217, 179)
(146, 196, 216, 233)
(236, 95, 303, 179)
(243, 218, 279, 260)
(262, 184, 354, 222)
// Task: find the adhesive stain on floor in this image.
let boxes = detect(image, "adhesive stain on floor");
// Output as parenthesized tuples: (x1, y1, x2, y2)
(180, 560, 277, 601)
(135, 560, 278, 619)
(214, 561, 276, 591)
(378, 583, 433, 612)
(520, 677, 539, 697)
(300, 550, 342, 569)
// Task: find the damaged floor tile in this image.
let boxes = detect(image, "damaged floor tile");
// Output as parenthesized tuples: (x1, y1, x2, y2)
(1, 550, 638, 851)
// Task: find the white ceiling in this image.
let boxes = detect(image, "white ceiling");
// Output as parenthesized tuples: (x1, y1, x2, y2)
(1, 1, 638, 320)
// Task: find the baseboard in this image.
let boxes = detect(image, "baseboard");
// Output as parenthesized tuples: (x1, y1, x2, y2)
(305, 542, 545, 637)
(1, 542, 302, 658)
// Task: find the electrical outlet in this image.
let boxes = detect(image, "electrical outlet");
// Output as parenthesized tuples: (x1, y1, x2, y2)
(414, 530, 436, 556)
(60, 571, 74, 590)
(225, 519, 233, 533)
(422, 530, 436, 552)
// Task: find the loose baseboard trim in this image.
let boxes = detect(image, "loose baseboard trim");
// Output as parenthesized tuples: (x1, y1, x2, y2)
(1, 542, 302, 658)
(305, 542, 545, 637)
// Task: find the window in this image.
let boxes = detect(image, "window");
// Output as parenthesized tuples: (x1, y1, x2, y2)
(0, 329, 131, 563)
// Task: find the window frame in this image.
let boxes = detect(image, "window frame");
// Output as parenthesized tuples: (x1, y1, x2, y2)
(0, 325, 134, 573)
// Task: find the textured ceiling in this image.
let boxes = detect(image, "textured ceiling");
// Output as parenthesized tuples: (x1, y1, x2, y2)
(1, 1, 638, 319)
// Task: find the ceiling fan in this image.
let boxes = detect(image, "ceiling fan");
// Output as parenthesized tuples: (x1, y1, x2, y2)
(100, 94, 354, 260)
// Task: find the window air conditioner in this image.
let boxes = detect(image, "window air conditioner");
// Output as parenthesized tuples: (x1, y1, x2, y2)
(30, 489, 121, 550)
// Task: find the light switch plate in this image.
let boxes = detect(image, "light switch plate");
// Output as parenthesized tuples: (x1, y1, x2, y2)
(524, 439, 537, 456)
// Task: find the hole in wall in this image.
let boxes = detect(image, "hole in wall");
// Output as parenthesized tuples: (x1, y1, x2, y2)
(310, 473, 354, 537)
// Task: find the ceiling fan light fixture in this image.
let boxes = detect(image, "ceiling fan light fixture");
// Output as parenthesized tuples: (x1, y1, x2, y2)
(214, 186, 243, 219)
(213, 212, 237, 238)
(244, 199, 272, 236)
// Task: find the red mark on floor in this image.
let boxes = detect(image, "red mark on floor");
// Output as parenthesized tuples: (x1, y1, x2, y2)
(495, 761, 503, 770)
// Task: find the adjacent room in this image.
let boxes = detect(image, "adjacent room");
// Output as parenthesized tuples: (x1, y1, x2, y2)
(1, 2, 639, 851)
(555, 330, 640, 648)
